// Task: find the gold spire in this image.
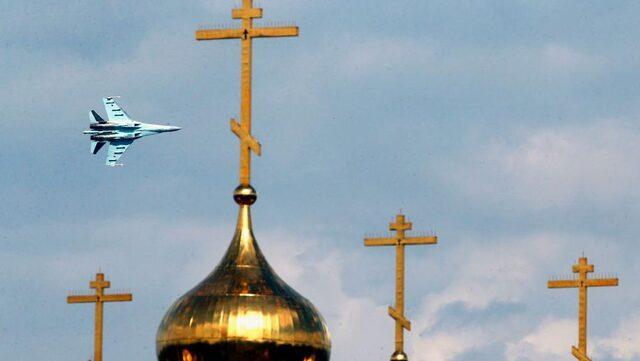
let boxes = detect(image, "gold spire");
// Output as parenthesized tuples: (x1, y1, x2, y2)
(548, 256, 619, 361)
(67, 273, 133, 361)
(157, 2, 329, 360)
(365, 213, 438, 361)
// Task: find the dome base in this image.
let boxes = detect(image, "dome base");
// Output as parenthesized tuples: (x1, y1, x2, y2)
(158, 341, 329, 361)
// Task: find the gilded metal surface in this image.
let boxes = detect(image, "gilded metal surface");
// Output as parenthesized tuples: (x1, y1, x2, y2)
(195, 0, 299, 186)
(548, 257, 618, 361)
(160, 1, 330, 359)
(67, 273, 133, 361)
(365, 214, 437, 361)
(156, 204, 331, 360)
(391, 351, 409, 361)
(233, 184, 257, 205)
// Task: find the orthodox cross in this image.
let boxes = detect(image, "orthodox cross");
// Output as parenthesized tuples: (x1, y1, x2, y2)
(365, 213, 438, 360)
(548, 257, 619, 361)
(67, 273, 133, 361)
(196, 0, 299, 186)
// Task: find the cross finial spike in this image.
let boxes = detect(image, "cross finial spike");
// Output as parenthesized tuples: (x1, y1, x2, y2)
(196, 0, 299, 192)
(548, 256, 618, 360)
(68, 272, 132, 361)
(364, 213, 438, 359)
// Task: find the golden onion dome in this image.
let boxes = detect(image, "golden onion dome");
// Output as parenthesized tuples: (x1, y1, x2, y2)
(156, 186, 331, 361)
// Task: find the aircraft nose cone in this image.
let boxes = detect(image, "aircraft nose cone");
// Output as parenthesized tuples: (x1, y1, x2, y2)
(166, 126, 181, 132)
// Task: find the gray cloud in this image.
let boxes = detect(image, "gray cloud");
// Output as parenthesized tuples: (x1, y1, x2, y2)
(2, 1, 640, 360)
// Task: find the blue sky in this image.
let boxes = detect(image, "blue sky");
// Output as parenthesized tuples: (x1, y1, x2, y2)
(1, 1, 640, 360)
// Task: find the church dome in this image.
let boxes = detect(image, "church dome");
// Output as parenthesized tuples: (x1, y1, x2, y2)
(156, 193, 331, 361)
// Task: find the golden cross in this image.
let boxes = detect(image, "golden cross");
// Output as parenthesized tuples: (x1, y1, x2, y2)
(365, 213, 438, 360)
(67, 273, 133, 361)
(196, 0, 299, 187)
(548, 257, 619, 361)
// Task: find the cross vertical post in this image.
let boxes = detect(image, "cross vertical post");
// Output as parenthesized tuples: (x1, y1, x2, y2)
(365, 213, 438, 361)
(548, 257, 618, 361)
(196, 0, 299, 187)
(67, 273, 133, 361)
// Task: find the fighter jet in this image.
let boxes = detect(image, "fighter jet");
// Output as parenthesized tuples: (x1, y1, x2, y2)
(83, 97, 180, 166)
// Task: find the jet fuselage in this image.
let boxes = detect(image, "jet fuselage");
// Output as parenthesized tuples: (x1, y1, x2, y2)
(85, 97, 180, 166)
(84, 122, 179, 142)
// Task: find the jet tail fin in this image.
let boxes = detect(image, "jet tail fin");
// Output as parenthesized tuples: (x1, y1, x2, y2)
(91, 140, 106, 154)
(89, 110, 106, 124)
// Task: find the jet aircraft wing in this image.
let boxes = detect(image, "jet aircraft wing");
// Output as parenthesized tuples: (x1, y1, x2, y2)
(103, 97, 132, 123)
(106, 139, 134, 166)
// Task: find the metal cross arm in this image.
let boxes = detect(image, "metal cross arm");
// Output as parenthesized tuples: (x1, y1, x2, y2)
(585, 278, 619, 287)
(572, 347, 592, 361)
(67, 293, 132, 303)
(365, 236, 437, 247)
(573, 262, 594, 273)
(251, 26, 298, 38)
(231, 118, 261, 156)
(232, 7, 263, 20)
(196, 26, 298, 41)
(548, 278, 619, 289)
(388, 306, 411, 331)
(102, 293, 133, 302)
(90, 277, 110, 290)
(67, 295, 99, 303)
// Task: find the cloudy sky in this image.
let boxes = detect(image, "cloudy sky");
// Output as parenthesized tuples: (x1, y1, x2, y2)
(2, 1, 640, 360)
